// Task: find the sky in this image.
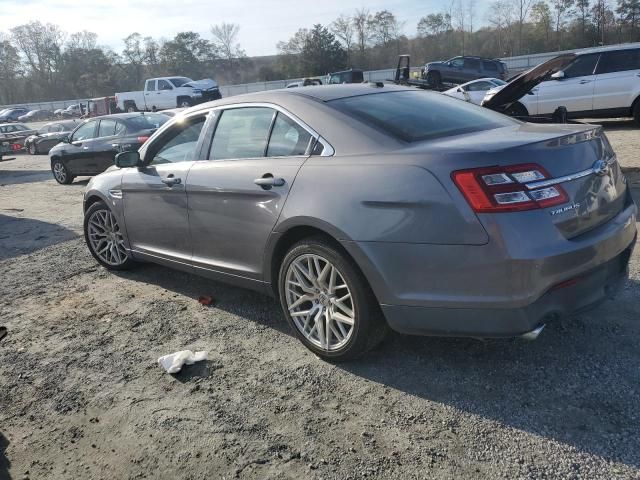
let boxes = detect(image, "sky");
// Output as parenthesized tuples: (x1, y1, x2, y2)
(0, 0, 488, 57)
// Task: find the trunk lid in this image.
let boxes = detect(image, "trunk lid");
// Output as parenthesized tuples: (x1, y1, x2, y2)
(417, 123, 628, 238)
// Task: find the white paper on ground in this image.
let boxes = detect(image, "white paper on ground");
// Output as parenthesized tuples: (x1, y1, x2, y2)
(157, 350, 208, 374)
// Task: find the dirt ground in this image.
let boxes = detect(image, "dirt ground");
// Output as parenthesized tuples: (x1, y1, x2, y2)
(1, 119, 640, 480)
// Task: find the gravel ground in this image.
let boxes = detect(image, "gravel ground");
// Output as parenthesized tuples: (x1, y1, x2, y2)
(1, 120, 639, 480)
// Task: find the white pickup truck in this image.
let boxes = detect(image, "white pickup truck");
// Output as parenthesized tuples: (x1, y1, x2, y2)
(115, 76, 222, 112)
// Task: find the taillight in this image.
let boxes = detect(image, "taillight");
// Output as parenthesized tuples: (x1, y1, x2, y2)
(452, 163, 568, 213)
(137, 136, 149, 143)
(11, 143, 21, 151)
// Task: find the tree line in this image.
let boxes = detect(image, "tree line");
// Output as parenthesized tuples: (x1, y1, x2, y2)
(1, 0, 639, 105)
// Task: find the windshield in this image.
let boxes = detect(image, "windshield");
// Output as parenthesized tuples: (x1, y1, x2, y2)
(169, 77, 193, 87)
(126, 113, 169, 131)
(330, 90, 516, 142)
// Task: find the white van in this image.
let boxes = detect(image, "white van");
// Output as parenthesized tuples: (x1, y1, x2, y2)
(484, 43, 640, 122)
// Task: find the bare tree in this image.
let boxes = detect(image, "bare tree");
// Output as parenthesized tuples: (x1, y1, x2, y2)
(211, 22, 245, 73)
(122, 33, 145, 86)
(513, 0, 534, 53)
(551, 0, 575, 49)
(352, 8, 373, 65)
(331, 14, 355, 64)
(489, 0, 516, 55)
(454, 0, 467, 54)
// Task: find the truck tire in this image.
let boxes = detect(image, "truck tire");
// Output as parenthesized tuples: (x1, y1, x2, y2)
(177, 97, 192, 108)
(505, 102, 529, 117)
(426, 71, 441, 86)
(124, 102, 137, 113)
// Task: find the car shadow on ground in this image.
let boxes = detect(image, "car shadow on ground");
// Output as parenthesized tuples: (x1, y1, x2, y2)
(583, 118, 638, 132)
(0, 214, 78, 261)
(117, 259, 640, 469)
(0, 432, 11, 480)
(0, 170, 52, 186)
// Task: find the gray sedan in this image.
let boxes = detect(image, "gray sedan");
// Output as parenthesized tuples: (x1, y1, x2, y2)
(82, 84, 637, 361)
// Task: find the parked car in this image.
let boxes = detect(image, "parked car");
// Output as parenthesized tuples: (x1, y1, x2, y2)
(0, 123, 37, 148)
(287, 78, 323, 88)
(24, 120, 80, 155)
(483, 44, 640, 122)
(423, 56, 508, 85)
(82, 84, 636, 361)
(443, 78, 507, 104)
(17, 109, 54, 122)
(49, 113, 169, 184)
(84, 96, 116, 118)
(327, 69, 364, 84)
(115, 76, 222, 113)
(59, 104, 84, 118)
(54, 108, 65, 118)
(0, 107, 30, 123)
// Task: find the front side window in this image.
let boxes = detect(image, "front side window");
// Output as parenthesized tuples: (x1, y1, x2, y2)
(467, 81, 492, 92)
(169, 77, 192, 87)
(449, 57, 464, 68)
(596, 49, 640, 74)
(149, 116, 206, 165)
(563, 54, 600, 78)
(72, 121, 97, 142)
(98, 119, 117, 138)
(330, 91, 516, 143)
(158, 79, 172, 91)
(267, 113, 313, 157)
(210, 107, 275, 160)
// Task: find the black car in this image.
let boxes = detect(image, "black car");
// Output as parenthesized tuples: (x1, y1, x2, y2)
(18, 109, 54, 123)
(423, 56, 509, 85)
(327, 68, 364, 84)
(49, 113, 169, 184)
(24, 120, 80, 155)
(0, 107, 30, 123)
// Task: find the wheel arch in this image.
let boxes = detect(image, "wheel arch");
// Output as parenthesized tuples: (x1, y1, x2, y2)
(631, 94, 640, 116)
(266, 220, 381, 304)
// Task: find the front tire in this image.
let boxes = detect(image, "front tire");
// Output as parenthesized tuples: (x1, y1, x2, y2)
(278, 236, 387, 361)
(178, 98, 192, 108)
(84, 201, 136, 270)
(633, 98, 640, 125)
(426, 71, 441, 86)
(51, 159, 73, 184)
(505, 102, 529, 117)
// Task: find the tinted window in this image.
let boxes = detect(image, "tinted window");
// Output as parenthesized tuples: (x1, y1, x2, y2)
(158, 79, 172, 91)
(210, 107, 274, 160)
(71, 121, 97, 141)
(449, 57, 464, 68)
(126, 114, 168, 131)
(98, 119, 117, 137)
(464, 58, 480, 70)
(563, 54, 599, 78)
(267, 113, 313, 157)
(466, 81, 493, 92)
(146, 80, 156, 91)
(596, 49, 640, 74)
(482, 60, 498, 72)
(149, 116, 206, 165)
(330, 91, 515, 142)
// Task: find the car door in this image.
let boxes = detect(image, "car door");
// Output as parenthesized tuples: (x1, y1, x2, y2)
(143, 79, 157, 110)
(120, 112, 208, 266)
(462, 58, 481, 81)
(536, 53, 600, 116)
(446, 57, 465, 83)
(593, 48, 640, 113)
(92, 118, 123, 174)
(63, 120, 99, 174)
(156, 79, 175, 109)
(187, 106, 315, 285)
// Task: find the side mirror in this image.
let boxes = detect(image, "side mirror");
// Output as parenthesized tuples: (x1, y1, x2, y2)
(551, 71, 565, 80)
(115, 151, 141, 168)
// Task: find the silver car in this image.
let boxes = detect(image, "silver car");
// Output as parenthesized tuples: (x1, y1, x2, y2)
(83, 84, 637, 361)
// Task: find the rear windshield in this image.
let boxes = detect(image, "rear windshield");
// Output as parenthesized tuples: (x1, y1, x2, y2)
(126, 113, 169, 131)
(329, 90, 516, 142)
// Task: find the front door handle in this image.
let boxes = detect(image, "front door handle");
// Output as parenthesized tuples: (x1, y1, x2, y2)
(161, 175, 182, 187)
(254, 174, 285, 189)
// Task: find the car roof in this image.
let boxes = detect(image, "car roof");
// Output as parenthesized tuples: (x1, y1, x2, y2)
(575, 42, 640, 55)
(83, 112, 164, 121)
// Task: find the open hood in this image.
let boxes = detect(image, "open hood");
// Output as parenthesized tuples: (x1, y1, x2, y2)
(183, 79, 219, 90)
(482, 53, 576, 110)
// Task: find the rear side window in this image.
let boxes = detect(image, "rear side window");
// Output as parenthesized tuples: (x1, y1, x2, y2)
(267, 113, 312, 157)
(596, 49, 640, 74)
(563, 54, 600, 78)
(98, 119, 116, 137)
(210, 107, 275, 160)
(146, 80, 156, 91)
(482, 60, 498, 72)
(330, 91, 515, 142)
(464, 58, 480, 70)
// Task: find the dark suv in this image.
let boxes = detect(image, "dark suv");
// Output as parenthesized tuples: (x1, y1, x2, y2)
(423, 56, 508, 85)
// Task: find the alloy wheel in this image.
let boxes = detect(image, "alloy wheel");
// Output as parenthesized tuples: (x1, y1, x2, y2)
(87, 209, 128, 266)
(52, 162, 67, 183)
(285, 254, 356, 351)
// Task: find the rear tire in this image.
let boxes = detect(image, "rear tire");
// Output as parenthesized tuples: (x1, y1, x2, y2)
(278, 236, 388, 361)
(28, 142, 37, 155)
(84, 201, 136, 271)
(51, 159, 73, 185)
(633, 98, 640, 125)
(178, 98, 192, 108)
(125, 102, 137, 113)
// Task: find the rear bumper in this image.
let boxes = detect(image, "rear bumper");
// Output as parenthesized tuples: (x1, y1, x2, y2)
(381, 241, 633, 337)
(345, 200, 636, 337)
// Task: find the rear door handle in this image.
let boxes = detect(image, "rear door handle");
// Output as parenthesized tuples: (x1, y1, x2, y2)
(254, 174, 285, 189)
(161, 175, 182, 187)
(579, 79, 592, 84)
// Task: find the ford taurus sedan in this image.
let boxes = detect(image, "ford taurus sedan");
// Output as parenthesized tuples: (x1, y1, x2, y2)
(82, 84, 637, 361)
